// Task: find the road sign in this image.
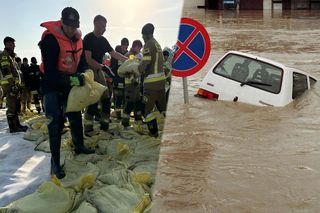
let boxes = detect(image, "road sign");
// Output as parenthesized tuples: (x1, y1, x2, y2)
(172, 17, 211, 77)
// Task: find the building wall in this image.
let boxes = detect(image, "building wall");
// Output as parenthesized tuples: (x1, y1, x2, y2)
(183, 0, 205, 8)
(264, 0, 272, 9)
(183, 0, 320, 10)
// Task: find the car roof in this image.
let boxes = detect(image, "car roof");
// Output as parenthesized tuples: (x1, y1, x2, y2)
(227, 51, 286, 69)
(227, 51, 317, 80)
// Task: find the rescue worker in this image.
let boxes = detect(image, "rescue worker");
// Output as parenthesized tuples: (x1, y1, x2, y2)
(28, 57, 42, 113)
(121, 40, 143, 128)
(39, 7, 94, 179)
(138, 23, 166, 137)
(83, 15, 127, 136)
(14, 57, 23, 114)
(20, 57, 32, 113)
(0, 37, 28, 132)
(163, 49, 172, 105)
(110, 38, 129, 119)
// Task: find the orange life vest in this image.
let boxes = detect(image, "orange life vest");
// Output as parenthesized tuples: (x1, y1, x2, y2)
(39, 21, 83, 75)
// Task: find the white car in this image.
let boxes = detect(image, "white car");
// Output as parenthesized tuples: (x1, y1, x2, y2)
(197, 51, 317, 107)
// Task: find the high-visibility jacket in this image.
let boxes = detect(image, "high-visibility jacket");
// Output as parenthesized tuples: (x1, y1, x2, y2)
(0, 49, 20, 86)
(139, 37, 165, 84)
(40, 21, 83, 75)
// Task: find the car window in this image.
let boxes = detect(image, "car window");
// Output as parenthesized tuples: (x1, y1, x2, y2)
(213, 53, 283, 94)
(292, 72, 308, 99)
(309, 77, 317, 87)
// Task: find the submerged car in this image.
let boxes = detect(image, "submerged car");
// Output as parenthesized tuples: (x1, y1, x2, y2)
(197, 51, 317, 107)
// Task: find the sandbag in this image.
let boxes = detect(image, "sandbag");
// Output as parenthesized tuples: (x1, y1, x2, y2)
(59, 160, 100, 192)
(3, 181, 76, 213)
(73, 201, 97, 213)
(117, 59, 140, 78)
(66, 70, 107, 112)
(85, 184, 150, 213)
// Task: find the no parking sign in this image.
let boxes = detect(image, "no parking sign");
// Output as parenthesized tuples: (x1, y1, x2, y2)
(172, 17, 211, 103)
(172, 18, 211, 77)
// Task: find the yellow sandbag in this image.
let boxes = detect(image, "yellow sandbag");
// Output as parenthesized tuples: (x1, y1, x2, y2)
(4, 181, 75, 213)
(59, 160, 100, 192)
(85, 184, 150, 213)
(117, 59, 140, 78)
(131, 172, 152, 185)
(66, 69, 107, 112)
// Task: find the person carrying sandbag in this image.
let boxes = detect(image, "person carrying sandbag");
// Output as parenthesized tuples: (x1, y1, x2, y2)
(82, 15, 127, 136)
(39, 7, 94, 179)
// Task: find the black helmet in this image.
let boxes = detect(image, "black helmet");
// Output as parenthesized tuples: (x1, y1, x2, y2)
(141, 23, 154, 35)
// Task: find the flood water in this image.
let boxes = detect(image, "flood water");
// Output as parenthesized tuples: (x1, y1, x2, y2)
(152, 9, 320, 213)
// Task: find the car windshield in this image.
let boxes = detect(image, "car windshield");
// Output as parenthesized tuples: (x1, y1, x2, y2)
(213, 53, 283, 94)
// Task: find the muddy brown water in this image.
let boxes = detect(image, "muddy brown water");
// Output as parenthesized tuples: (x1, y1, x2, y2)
(152, 9, 320, 213)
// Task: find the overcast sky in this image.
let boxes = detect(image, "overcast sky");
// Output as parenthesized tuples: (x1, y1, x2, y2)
(0, 0, 183, 61)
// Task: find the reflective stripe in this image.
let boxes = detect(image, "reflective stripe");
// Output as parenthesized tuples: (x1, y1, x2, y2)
(154, 52, 159, 74)
(144, 72, 165, 83)
(117, 83, 124, 88)
(142, 56, 151, 61)
(144, 112, 156, 123)
(144, 76, 165, 83)
(0, 61, 10, 67)
(31, 90, 39, 95)
(3, 74, 13, 80)
(125, 79, 132, 84)
(146, 72, 164, 78)
(0, 80, 9, 85)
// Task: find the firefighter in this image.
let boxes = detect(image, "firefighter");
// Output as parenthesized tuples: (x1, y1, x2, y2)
(0, 37, 28, 132)
(20, 57, 32, 113)
(121, 40, 143, 128)
(28, 57, 42, 113)
(138, 23, 166, 137)
(110, 38, 129, 120)
(163, 49, 172, 105)
(39, 7, 94, 179)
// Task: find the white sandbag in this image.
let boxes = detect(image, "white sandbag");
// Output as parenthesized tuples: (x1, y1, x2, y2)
(117, 59, 140, 78)
(66, 70, 107, 112)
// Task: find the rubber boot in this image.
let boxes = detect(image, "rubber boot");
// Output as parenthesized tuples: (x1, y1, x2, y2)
(100, 112, 109, 131)
(83, 113, 96, 137)
(36, 107, 41, 114)
(7, 115, 27, 133)
(68, 112, 94, 154)
(16, 98, 21, 115)
(14, 115, 28, 132)
(100, 118, 109, 131)
(48, 114, 65, 179)
(101, 97, 111, 128)
(147, 119, 159, 138)
(50, 157, 65, 179)
(7, 115, 20, 133)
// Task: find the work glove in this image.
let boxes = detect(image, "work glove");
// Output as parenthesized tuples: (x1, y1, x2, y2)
(102, 65, 115, 78)
(69, 74, 85, 87)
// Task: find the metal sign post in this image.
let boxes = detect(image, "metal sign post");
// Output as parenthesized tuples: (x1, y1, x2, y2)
(183, 77, 189, 104)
